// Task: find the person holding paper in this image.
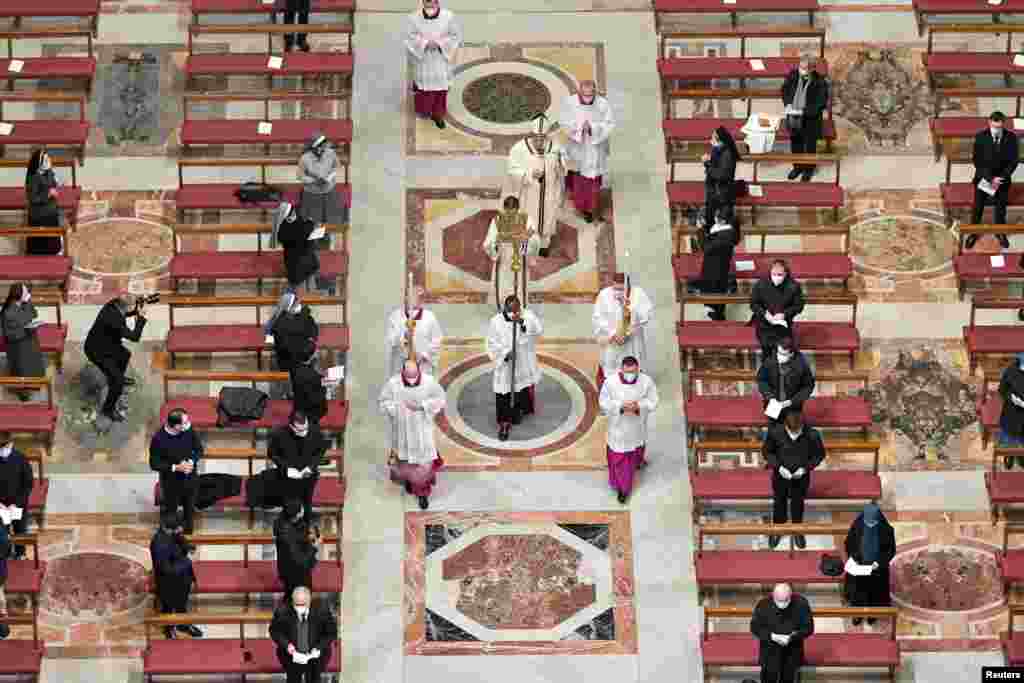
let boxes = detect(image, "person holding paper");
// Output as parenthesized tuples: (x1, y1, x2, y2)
(687, 208, 741, 321)
(0, 433, 32, 559)
(700, 126, 740, 230)
(274, 500, 319, 604)
(486, 295, 543, 442)
(24, 149, 63, 255)
(750, 583, 814, 683)
(270, 586, 337, 683)
(750, 260, 805, 357)
(781, 56, 830, 181)
(270, 412, 328, 520)
(999, 352, 1024, 469)
(405, 0, 462, 129)
(593, 274, 654, 391)
(599, 355, 658, 504)
(762, 410, 825, 549)
(756, 336, 815, 423)
(150, 512, 202, 640)
(274, 201, 321, 291)
(272, 296, 320, 372)
(966, 111, 1018, 250)
(559, 79, 615, 223)
(379, 359, 446, 510)
(283, 0, 311, 52)
(149, 410, 203, 535)
(1, 284, 45, 400)
(298, 133, 345, 227)
(290, 349, 328, 426)
(843, 503, 896, 624)
(385, 284, 443, 381)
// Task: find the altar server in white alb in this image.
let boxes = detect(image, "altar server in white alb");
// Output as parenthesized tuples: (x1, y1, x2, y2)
(558, 79, 614, 223)
(379, 359, 446, 510)
(485, 295, 543, 442)
(593, 273, 653, 391)
(599, 356, 658, 503)
(405, 0, 462, 129)
(503, 121, 566, 254)
(385, 284, 443, 382)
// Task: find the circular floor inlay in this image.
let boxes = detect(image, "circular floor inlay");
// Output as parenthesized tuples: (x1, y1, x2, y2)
(462, 73, 552, 125)
(68, 218, 173, 276)
(850, 214, 954, 277)
(890, 546, 1003, 612)
(41, 552, 150, 621)
(456, 373, 572, 441)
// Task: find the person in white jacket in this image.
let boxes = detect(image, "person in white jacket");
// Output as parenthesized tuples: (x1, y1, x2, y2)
(599, 356, 658, 503)
(558, 79, 614, 223)
(503, 128, 565, 254)
(485, 295, 543, 441)
(592, 273, 653, 391)
(405, 0, 462, 129)
(379, 360, 446, 509)
(385, 285, 443, 382)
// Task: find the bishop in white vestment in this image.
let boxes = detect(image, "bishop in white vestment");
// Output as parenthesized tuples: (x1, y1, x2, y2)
(503, 132, 566, 250)
(558, 80, 614, 222)
(483, 196, 541, 306)
(405, 0, 462, 127)
(384, 286, 443, 381)
(593, 273, 653, 390)
(379, 360, 446, 508)
(485, 296, 543, 441)
(599, 357, 658, 502)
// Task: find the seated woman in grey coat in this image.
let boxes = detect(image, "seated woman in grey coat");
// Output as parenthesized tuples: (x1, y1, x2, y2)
(1, 283, 45, 401)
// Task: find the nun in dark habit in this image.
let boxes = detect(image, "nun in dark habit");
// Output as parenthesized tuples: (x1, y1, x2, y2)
(273, 201, 321, 292)
(25, 149, 63, 255)
(843, 502, 896, 625)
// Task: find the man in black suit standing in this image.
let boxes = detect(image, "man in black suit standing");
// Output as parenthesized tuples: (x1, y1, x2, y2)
(781, 55, 830, 182)
(270, 586, 337, 683)
(966, 111, 1019, 250)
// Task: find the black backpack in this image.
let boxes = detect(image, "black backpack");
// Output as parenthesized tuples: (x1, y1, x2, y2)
(234, 182, 282, 204)
(216, 387, 269, 427)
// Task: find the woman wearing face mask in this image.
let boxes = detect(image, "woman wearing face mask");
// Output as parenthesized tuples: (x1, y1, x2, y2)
(24, 149, 63, 255)
(297, 133, 345, 236)
(687, 208, 741, 321)
(273, 200, 321, 292)
(998, 352, 1024, 470)
(843, 503, 895, 626)
(0, 284, 45, 402)
(700, 126, 740, 231)
(750, 259, 805, 358)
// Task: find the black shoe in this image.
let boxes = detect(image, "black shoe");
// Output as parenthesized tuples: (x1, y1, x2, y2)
(1016, 457, 1024, 470)
(418, 496, 429, 510)
(12, 546, 26, 560)
(538, 248, 550, 258)
(123, 377, 136, 386)
(1019, 309, 1024, 322)
(583, 212, 594, 224)
(433, 117, 446, 129)
(768, 535, 781, 549)
(164, 627, 177, 640)
(0, 623, 9, 639)
(498, 425, 509, 441)
(867, 617, 877, 626)
(405, 482, 413, 494)
(1007, 456, 1015, 470)
(852, 617, 863, 626)
(617, 491, 627, 504)
(178, 624, 203, 638)
(965, 234, 979, 250)
(800, 170, 813, 182)
(793, 534, 806, 549)
(787, 168, 802, 180)
(707, 311, 726, 321)
(999, 234, 1011, 249)
(298, 40, 311, 52)
(284, 43, 293, 52)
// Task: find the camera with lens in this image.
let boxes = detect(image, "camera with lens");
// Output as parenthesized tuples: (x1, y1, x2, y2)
(133, 292, 160, 315)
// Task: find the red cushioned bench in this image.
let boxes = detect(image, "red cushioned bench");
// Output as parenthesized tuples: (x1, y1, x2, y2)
(1003, 603, 1024, 665)
(0, 377, 57, 459)
(0, 1, 101, 37)
(663, 110, 837, 160)
(0, 57, 96, 96)
(0, 614, 43, 682)
(702, 605, 900, 683)
(166, 294, 349, 370)
(685, 370, 872, 443)
(978, 373, 1011, 450)
(923, 24, 1024, 90)
(20, 453, 49, 529)
(668, 153, 845, 225)
(6, 534, 44, 645)
(191, 0, 355, 28)
(0, 157, 80, 228)
(659, 56, 827, 85)
(658, 26, 825, 62)
(989, 444, 1024, 522)
(678, 292, 860, 368)
(695, 522, 850, 596)
(999, 523, 1024, 593)
(914, 0, 1024, 36)
(143, 613, 341, 683)
(954, 224, 1024, 299)
(654, 0, 818, 29)
(675, 253, 852, 286)
(962, 295, 1024, 373)
(938, 154, 1024, 226)
(0, 91, 91, 163)
(931, 116, 1024, 162)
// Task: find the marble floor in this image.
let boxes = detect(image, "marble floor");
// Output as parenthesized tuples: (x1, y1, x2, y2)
(3, 0, 1019, 682)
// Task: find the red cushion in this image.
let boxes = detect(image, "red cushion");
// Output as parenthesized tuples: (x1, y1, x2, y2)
(0, 58, 96, 79)
(160, 398, 347, 431)
(155, 475, 345, 509)
(674, 253, 852, 281)
(678, 321, 859, 353)
(916, 0, 1024, 10)
(186, 53, 353, 77)
(932, 116, 1024, 139)
(168, 323, 349, 354)
(0, 641, 43, 674)
(0, 186, 79, 212)
(242, 639, 341, 674)
(985, 471, 1024, 503)
(144, 639, 246, 674)
(186, 559, 342, 594)
(696, 550, 845, 585)
(181, 119, 352, 146)
(980, 395, 1002, 428)
(667, 181, 843, 208)
(686, 397, 871, 428)
(0, 257, 72, 282)
(170, 250, 348, 280)
(702, 633, 898, 667)
(0, 121, 90, 147)
(692, 469, 882, 500)
(1004, 633, 1024, 666)
(176, 182, 351, 211)
(0, 324, 67, 355)
(664, 118, 836, 142)
(955, 252, 1024, 280)
(0, 0, 98, 17)
(193, 0, 353, 11)
(27, 477, 48, 511)
(1002, 550, 1024, 584)
(964, 325, 1024, 355)
(5, 559, 45, 594)
(659, 57, 807, 80)
(925, 53, 1017, 75)
(656, 0, 817, 10)
(0, 404, 57, 433)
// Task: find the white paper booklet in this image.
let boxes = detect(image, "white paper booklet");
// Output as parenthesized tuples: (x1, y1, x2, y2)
(267, 55, 283, 69)
(308, 226, 326, 241)
(748, 184, 764, 197)
(992, 254, 1007, 268)
(735, 260, 756, 272)
(749, 59, 766, 71)
(287, 467, 304, 480)
(0, 123, 13, 136)
(764, 399, 783, 420)
(7, 60, 24, 74)
(257, 121, 273, 135)
(265, 334, 275, 345)
(1014, 54, 1024, 68)
(327, 365, 344, 381)
(844, 557, 873, 576)
(978, 179, 997, 196)
(0, 506, 23, 526)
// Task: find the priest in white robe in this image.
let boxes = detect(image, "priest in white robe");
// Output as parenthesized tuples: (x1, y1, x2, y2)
(599, 356, 658, 503)
(558, 79, 614, 223)
(483, 196, 541, 307)
(485, 295, 543, 441)
(405, 0, 462, 128)
(593, 273, 653, 391)
(379, 359, 446, 509)
(503, 128, 566, 253)
(384, 285, 444, 381)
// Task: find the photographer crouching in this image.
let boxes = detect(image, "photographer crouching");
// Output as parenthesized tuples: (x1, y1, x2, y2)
(84, 294, 157, 422)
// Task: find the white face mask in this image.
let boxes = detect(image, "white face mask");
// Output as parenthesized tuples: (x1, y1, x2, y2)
(622, 372, 638, 382)
(291, 423, 309, 438)
(992, 126, 1003, 138)
(20, 289, 30, 304)
(285, 212, 297, 223)
(774, 599, 791, 610)
(0, 444, 11, 459)
(711, 139, 722, 148)
(180, 419, 191, 433)
(771, 273, 785, 286)
(777, 350, 793, 364)
(799, 68, 809, 78)
(39, 155, 51, 172)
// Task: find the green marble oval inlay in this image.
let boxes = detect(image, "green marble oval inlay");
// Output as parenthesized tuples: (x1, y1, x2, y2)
(462, 73, 551, 125)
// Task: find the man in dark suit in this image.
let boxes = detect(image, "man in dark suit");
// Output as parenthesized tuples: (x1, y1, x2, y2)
(0, 432, 33, 558)
(290, 352, 328, 426)
(84, 296, 147, 421)
(270, 586, 337, 683)
(149, 513, 202, 640)
(750, 583, 815, 683)
(274, 500, 319, 603)
(270, 412, 327, 520)
(762, 409, 826, 549)
(149, 410, 203, 534)
(966, 111, 1019, 250)
(283, 0, 311, 53)
(781, 56, 830, 181)
(756, 335, 816, 423)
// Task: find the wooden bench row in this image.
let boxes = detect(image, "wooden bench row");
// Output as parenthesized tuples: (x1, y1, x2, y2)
(190, 0, 355, 28)
(923, 24, 1024, 91)
(653, 0, 820, 29)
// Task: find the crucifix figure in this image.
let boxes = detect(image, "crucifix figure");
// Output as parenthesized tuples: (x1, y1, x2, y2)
(483, 195, 540, 309)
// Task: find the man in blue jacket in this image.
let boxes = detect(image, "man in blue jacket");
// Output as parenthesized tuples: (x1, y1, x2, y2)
(149, 513, 202, 640)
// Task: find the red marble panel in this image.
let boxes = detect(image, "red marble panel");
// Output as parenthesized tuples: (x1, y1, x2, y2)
(441, 209, 497, 283)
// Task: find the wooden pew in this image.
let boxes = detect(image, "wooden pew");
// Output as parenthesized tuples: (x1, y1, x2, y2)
(930, 112, 1024, 162)
(658, 26, 825, 61)
(0, 1, 101, 38)
(923, 24, 1024, 91)
(0, 376, 56, 459)
(0, 156, 79, 227)
(989, 446, 1024, 522)
(999, 523, 1024, 593)
(913, 0, 1024, 36)
(0, 91, 90, 163)
(963, 296, 1024, 373)
(654, 0, 819, 30)
(142, 611, 341, 681)
(667, 153, 845, 225)
(940, 153, 1024, 226)
(979, 372, 1009, 449)
(190, 0, 356, 29)
(702, 605, 900, 683)
(0, 26, 96, 95)
(954, 224, 1024, 300)
(20, 453, 49, 529)
(6, 534, 42, 642)
(0, 613, 43, 681)
(1003, 602, 1024, 666)
(659, 55, 828, 91)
